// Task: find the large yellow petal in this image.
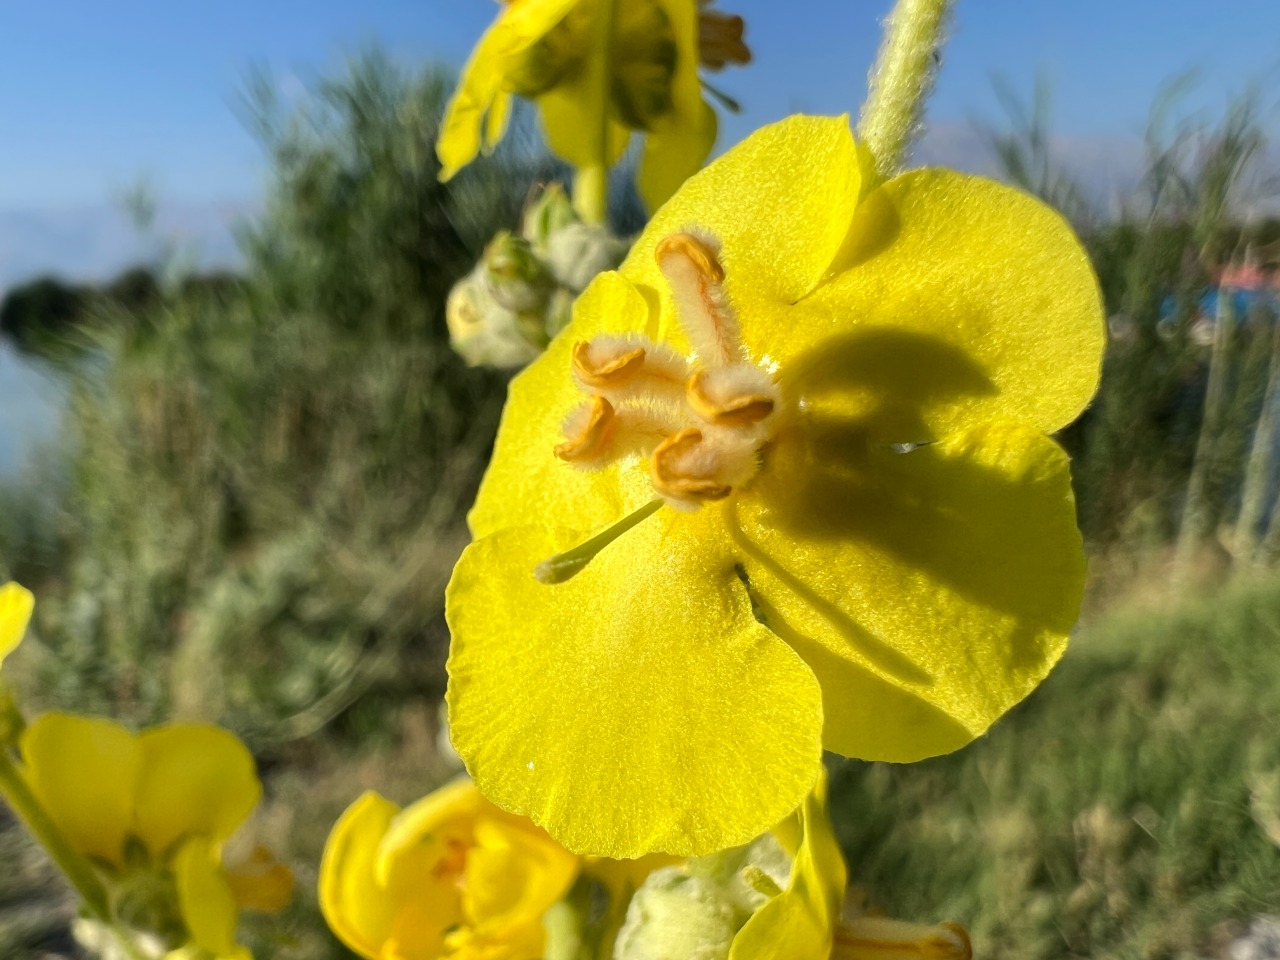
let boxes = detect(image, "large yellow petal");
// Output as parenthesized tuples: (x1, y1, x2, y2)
(771, 169, 1104, 440)
(730, 771, 845, 960)
(445, 513, 824, 859)
(134, 724, 260, 859)
(20, 713, 141, 865)
(0, 582, 33, 667)
(637, 99, 717, 212)
(728, 420, 1085, 762)
(622, 115, 864, 346)
(172, 837, 240, 958)
(467, 271, 664, 540)
(438, 0, 582, 179)
(464, 813, 579, 935)
(319, 792, 403, 960)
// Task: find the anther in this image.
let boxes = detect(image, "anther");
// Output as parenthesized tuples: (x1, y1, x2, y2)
(650, 428, 738, 507)
(554, 395, 618, 465)
(655, 231, 745, 367)
(571, 338, 647, 389)
(571, 335, 690, 400)
(686, 366, 779, 427)
(698, 8, 752, 71)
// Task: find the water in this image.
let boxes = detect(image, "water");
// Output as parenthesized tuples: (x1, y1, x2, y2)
(0, 342, 65, 474)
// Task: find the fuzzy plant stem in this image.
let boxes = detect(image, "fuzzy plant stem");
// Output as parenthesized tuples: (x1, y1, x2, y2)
(857, 0, 955, 181)
(573, 0, 616, 225)
(0, 751, 150, 960)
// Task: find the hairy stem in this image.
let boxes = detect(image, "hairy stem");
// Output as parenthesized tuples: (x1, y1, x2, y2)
(857, 0, 955, 181)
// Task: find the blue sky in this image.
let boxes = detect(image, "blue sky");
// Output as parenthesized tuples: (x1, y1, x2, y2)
(2, 0, 1277, 209)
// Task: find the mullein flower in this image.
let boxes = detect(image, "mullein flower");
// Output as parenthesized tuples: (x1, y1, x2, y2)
(445, 115, 1105, 857)
(0, 581, 34, 671)
(437, 0, 750, 211)
(18, 714, 292, 959)
(319, 778, 580, 960)
(615, 771, 844, 960)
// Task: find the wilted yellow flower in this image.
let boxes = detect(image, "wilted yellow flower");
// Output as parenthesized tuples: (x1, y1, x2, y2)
(615, 770, 845, 960)
(19, 714, 292, 959)
(437, 0, 750, 211)
(445, 114, 1105, 858)
(0, 581, 34, 671)
(319, 779, 579, 960)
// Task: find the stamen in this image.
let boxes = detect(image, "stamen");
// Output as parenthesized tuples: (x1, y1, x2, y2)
(533, 499, 665, 584)
(686, 366, 779, 427)
(655, 231, 745, 368)
(831, 918, 972, 960)
(698, 9, 751, 71)
(572, 335, 690, 401)
(572, 338, 646, 389)
(554, 396, 618, 465)
(649, 427, 760, 508)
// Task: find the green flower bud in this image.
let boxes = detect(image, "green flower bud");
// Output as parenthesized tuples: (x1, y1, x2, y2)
(483, 231, 554, 312)
(446, 265, 544, 369)
(522, 183, 580, 253)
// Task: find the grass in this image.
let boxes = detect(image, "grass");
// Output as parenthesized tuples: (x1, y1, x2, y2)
(830, 578, 1280, 960)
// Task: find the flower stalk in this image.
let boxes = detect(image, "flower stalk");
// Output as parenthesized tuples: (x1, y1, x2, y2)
(857, 0, 954, 181)
(574, 0, 617, 224)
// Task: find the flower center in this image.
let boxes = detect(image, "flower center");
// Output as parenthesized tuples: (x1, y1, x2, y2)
(555, 229, 781, 511)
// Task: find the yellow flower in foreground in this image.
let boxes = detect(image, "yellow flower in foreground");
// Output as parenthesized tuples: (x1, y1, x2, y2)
(445, 114, 1105, 858)
(19, 713, 292, 959)
(438, 0, 750, 210)
(615, 770, 845, 960)
(319, 779, 579, 960)
(0, 581, 34, 670)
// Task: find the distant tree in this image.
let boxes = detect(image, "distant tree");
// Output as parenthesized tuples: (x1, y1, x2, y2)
(0, 276, 88, 354)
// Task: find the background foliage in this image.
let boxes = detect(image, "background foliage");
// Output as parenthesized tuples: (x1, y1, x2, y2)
(1, 53, 1279, 960)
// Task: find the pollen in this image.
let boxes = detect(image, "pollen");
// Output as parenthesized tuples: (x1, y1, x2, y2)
(553, 227, 782, 510)
(555, 395, 618, 465)
(572, 338, 647, 389)
(687, 366, 779, 428)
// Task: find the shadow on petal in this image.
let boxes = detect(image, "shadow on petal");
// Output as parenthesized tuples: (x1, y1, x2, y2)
(781, 328, 998, 446)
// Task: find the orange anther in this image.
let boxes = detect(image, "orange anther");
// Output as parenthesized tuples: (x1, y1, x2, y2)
(650, 428, 733, 504)
(572, 339, 647, 389)
(687, 369, 776, 426)
(655, 232, 725, 283)
(555, 395, 618, 463)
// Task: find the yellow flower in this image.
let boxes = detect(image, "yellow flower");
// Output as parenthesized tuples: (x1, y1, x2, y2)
(615, 770, 846, 960)
(445, 114, 1105, 859)
(437, 0, 749, 211)
(0, 581, 34, 670)
(319, 779, 580, 960)
(19, 713, 292, 959)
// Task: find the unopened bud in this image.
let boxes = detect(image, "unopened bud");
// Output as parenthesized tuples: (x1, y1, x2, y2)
(522, 183, 579, 252)
(545, 222, 629, 292)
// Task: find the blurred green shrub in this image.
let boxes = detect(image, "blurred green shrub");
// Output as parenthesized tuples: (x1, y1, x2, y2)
(22, 52, 532, 746)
